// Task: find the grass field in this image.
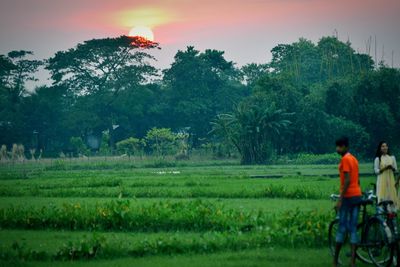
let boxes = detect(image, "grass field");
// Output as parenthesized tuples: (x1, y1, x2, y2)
(0, 158, 377, 266)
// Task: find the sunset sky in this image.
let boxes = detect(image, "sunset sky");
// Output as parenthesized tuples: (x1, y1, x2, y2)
(1, 0, 399, 70)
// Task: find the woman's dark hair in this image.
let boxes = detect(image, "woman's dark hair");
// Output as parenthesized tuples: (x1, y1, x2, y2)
(375, 141, 391, 161)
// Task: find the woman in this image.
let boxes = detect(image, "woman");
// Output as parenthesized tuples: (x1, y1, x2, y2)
(374, 141, 399, 209)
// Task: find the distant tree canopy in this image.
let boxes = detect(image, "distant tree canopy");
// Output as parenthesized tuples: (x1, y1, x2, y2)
(162, 46, 246, 142)
(0, 51, 42, 145)
(270, 37, 374, 84)
(0, 35, 399, 163)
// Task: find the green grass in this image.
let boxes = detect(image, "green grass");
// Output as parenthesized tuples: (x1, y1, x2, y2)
(0, 197, 334, 213)
(0, 229, 266, 254)
(0, 159, 379, 266)
(0, 248, 371, 267)
(0, 165, 376, 199)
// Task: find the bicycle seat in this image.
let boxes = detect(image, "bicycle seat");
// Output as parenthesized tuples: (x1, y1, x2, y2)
(378, 200, 394, 207)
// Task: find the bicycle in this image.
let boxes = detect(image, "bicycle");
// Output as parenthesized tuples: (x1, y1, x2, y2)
(328, 189, 396, 266)
(365, 199, 398, 267)
(365, 182, 399, 267)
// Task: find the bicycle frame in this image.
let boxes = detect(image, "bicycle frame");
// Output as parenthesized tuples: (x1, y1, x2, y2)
(376, 204, 398, 244)
(358, 202, 373, 247)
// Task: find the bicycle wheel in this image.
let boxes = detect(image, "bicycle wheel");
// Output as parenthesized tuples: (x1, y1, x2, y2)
(393, 243, 400, 267)
(387, 218, 400, 267)
(329, 219, 351, 265)
(356, 222, 373, 264)
(365, 217, 394, 267)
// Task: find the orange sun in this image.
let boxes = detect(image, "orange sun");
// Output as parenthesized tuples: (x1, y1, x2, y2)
(128, 26, 154, 41)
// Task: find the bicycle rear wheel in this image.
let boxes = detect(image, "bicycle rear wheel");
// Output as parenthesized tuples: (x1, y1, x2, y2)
(356, 222, 373, 264)
(365, 217, 394, 267)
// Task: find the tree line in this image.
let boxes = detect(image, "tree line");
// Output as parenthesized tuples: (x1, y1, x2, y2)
(0, 35, 399, 164)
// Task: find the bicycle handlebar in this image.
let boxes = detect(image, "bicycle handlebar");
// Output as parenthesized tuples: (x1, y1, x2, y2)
(330, 194, 340, 201)
(330, 191, 377, 202)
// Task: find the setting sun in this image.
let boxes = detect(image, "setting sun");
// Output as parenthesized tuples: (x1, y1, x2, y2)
(128, 26, 154, 41)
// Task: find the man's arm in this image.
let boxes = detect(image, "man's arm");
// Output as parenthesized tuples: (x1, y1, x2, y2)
(341, 172, 351, 198)
(336, 172, 350, 210)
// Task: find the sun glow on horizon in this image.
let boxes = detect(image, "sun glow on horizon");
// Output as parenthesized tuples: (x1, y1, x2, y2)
(128, 26, 154, 41)
(116, 7, 176, 28)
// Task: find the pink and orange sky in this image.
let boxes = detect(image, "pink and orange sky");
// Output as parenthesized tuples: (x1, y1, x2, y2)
(1, 0, 399, 69)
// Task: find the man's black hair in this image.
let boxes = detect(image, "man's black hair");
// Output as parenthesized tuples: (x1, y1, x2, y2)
(335, 136, 349, 147)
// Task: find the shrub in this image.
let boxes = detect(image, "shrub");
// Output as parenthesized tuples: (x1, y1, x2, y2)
(70, 137, 89, 156)
(116, 137, 144, 157)
(145, 128, 177, 157)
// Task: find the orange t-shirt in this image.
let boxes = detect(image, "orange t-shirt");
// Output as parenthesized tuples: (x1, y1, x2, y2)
(339, 153, 362, 197)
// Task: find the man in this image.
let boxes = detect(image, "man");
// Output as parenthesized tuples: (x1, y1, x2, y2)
(333, 137, 362, 267)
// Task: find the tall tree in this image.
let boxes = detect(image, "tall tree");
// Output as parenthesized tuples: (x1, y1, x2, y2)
(270, 37, 374, 85)
(354, 67, 400, 152)
(163, 46, 245, 143)
(4, 51, 42, 101)
(0, 51, 42, 146)
(240, 63, 269, 88)
(22, 86, 68, 152)
(47, 36, 159, 149)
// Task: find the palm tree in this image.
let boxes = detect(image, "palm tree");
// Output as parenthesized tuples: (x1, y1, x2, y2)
(211, 94, 292, 164)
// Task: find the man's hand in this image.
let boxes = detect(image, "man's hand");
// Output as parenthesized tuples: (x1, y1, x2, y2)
(335, 200, 342, 211)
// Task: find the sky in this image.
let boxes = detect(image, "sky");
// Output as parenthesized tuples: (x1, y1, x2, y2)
(1, 0, 399, 78)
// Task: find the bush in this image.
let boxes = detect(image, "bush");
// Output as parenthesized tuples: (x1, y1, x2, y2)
(116, 137, 144, 157)
(145, 128, 177, 157)
(70, 137, 89, 156)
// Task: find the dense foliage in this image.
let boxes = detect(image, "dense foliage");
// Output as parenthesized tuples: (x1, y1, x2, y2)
(1, 35, 399, 163)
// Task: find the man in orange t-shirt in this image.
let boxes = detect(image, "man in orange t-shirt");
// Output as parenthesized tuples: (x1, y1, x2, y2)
(333, 137, 362, 267)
